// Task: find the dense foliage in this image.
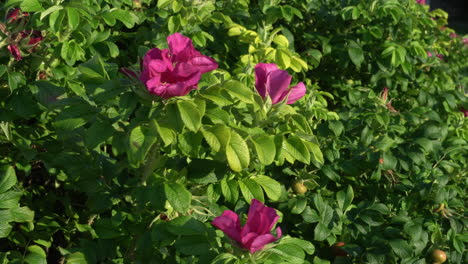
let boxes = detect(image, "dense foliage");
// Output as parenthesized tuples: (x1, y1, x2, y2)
(0, 0, 466, 263)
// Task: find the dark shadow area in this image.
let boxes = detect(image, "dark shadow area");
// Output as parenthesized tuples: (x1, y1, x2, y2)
(430, 0, 468, 33)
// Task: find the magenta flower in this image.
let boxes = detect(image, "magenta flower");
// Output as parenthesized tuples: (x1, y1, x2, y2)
(464, 38, 468, 45)
(449, 33, 458, 38)
(7, 45, 22, 61)
(416, 0, 426, 5)
(20, 30, 43, 46)
(6, 8, 29, 24)
(212, 199, 282, 253)
(461, 108, 468, 117)
(254, 63, 306, 105)
(140, 33, 218, 99)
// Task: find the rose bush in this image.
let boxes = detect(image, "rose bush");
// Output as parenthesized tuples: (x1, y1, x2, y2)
(0, 0, 466, 263)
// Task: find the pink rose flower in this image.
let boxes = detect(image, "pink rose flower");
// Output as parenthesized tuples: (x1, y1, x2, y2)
(449, 33, 458, 38)
(7, 45, 22, 61)
(140, 33, 218, 99)
(212, 199, 282, 253)
(416, 0, 426, 5)
(464, 38, 468, 45)
(254, 63, 306, 105)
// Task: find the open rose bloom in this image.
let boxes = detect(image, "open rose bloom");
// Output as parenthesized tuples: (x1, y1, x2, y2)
(212, 199, 282, 253)
(255, 63, 306, 105)
(140, 33, 218, 99)
(416, 0, 426, 5)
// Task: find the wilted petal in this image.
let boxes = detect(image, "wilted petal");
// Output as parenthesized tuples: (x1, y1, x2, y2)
(286, 82, 306, 104)
(189, 54, 218, 74)
(255, 63, 278, 98)
(212, 210, 242, 243)
(266, 69, 292, 105)
(167, 32, 197, 62)
(7, 45, 22, 61)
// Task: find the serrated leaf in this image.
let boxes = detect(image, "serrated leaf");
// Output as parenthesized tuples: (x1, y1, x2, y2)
(164, 183, 191, 213)
(222, 80, 253, 103)
(220, 179, 239, 204)
(0, 166, 17, 194)
(177, 100, 202, 132)
(226, 130, 250, 172)
(251, 135, 276, 165)
(283, 136, 310, 164)
(348, 40, 364, 68)
(20, 0, 43, 12)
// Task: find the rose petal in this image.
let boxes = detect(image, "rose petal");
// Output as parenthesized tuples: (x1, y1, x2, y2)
(243, 199, 279, 235)
(7, 45, 22, 61)
(286, 82, 306, 104)
(266, 69, 292, 105)
(248, 233, 278, 253)
(189, 54, 218, 74)
(167, 32, 197, 62)
(212, 210, 242, 243)
(255, 63, 278, 98)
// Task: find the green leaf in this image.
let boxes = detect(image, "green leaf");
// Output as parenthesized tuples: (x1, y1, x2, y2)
(20, 0, 43, 12)
(0, 222, 12, 238)
(177, 100, 202, 132)
(313, 256, 330, 264)
(66, 7, 80, 30)
(0, 191, 22, 209)
(253, 175, 282, 201)
(201, 125, 231, 152)
(167, 216, 206, 235)
(415, 138, 433, 153)
(111, 9, 138, 28)
(127, 125, 158, 167)
(8, 71, 26, 92)
(336, 185, 354, 212)
(239, 179, 264, 203)
(157, 0, 172, 8)
(314, 222, 331, 241)
(153, 119, 175, 147)
(348, 40, 364, 68)
(283, 136, 310, 164)
(85, 120, 114, 149)
(276, 48, 291, 69)
(226, 130, 250, 172)
(251, 135, 276, 165)
(220, 179, 239, 204)
(222, 80, 253, 104)
(24, 245, 46, 264)
(389, 239, 412, 259)
(280, 237, 315, 255)
(61, 40, 85, 65)
(10, 206, 34, 223)
(105, 41, 120, 58)
(66, 252, 87, 264)
(382, 151, 397, 170)
(164, 183, 191, 213)
(290, 197, 307, 214)
(174, 235, 210, 255)
(40, 5, 63, 20)
(268, 243, 305, 263)
(0, 166, 16, 194)
(306, 141, 324, 167)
